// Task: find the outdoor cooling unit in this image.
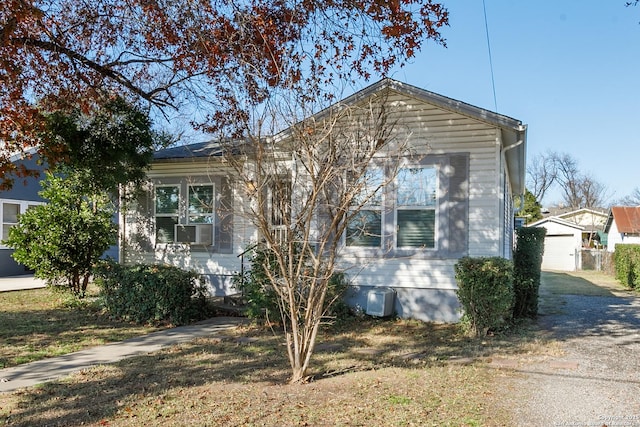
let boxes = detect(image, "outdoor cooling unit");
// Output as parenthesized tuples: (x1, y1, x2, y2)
(175, 224, 213, 245)
(366, 288, 395, 317)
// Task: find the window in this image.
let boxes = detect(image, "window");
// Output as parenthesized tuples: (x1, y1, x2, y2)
(2, 202, 20, 242)
(395, 166, 437, 248)
(155, 185, 180, 243)
(346, 167, 384, 247)
(345, 163, 439, 251)
(1, 200, 44, 248)
(154, 183, 216, 245)
(268, 178, 291, 243)
(188, 185, 214, 224)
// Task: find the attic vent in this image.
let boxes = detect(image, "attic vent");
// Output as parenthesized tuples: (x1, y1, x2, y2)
(175, 224, 213, 245)
(366, 288, 395, 317)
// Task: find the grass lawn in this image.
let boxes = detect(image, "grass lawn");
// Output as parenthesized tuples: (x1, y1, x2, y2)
(2, 270, 628, 426)
(1, 317, 553, 427)
(541, 270, 630, 297)
(0, 286, 164, 369)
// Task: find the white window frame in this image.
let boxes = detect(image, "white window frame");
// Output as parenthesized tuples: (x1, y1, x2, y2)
(394, 164, 438, 250)
(345, 166, 385, 248)
(187, 183, 215, 225)
(153, 181, 217, 246)
(154, 184, 181, 244)
(1, 199, 45, 249)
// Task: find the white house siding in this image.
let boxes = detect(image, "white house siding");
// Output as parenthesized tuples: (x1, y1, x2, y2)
(606, 220, 640, 252)
(338, 92, 508, 322)
(123, 82, 525, 322)
(123, 160, 257, 296)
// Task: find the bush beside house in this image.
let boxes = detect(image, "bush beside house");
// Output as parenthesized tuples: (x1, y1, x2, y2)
(94, 261, 210, 325)
(613, 244, 640, 290)
(454, 256, 514, 337)
(512, 227, 546, 319)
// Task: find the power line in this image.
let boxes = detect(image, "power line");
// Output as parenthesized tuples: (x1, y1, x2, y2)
(482, 0, 498, 112)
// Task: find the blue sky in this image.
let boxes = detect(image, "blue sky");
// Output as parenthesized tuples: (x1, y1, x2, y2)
(385, 1, 640, 206)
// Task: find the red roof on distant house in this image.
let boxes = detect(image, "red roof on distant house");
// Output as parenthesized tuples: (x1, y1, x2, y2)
(610, 206, 640, 233)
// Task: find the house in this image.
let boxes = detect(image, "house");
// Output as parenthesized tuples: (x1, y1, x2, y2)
(121, 79, 527, 322)
(604, 206, 640, 252)
(528, 207, 609, 271)
(0, 151, 45, 276)
(528, 216, 584, 271)
(556, 208, 608, 248)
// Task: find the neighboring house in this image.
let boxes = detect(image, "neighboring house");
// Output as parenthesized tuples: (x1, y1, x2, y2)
(121, 78, 527, 322)
(604, 206, 640, 252)
(1, 151, 120, 277)
(556, 208, 608, 248)
(0, 152, 45, 276)
(528, 217, 583, 271)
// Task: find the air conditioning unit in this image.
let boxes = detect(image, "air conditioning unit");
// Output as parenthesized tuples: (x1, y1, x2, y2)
(366, 288, 395, 317)
(175, 224, 213, 245)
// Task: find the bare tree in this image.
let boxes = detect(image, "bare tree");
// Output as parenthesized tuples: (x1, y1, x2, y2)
(528, 151, 609, 208)
(224, 88, 412, 383)
(526, 151, 557, 202)
(617, 187, 640, 206)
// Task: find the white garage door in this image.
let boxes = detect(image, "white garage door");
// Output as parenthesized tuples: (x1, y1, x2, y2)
(542, 235, 577, 271)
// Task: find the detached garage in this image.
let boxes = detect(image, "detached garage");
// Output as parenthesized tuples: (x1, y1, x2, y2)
(528, 217, 583, 271)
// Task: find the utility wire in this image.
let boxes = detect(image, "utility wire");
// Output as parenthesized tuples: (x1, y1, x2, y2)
(482, 0, 498, 112)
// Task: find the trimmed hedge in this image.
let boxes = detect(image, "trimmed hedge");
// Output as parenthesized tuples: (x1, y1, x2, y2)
(454, 256, 514, 337)
(94, 261, 210, 325)
(613, 244, 640, 290)
(512, 227, 546, 319)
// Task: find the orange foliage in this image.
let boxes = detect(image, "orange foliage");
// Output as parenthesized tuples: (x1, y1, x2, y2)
(0, 0, 448, 188)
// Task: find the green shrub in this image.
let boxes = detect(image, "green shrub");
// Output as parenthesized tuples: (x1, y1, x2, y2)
(454, 256, 514, 337)
(4, 172, 116, 298)
(232, 245, 280, 320)
(613, 244, 640, 289)
(233, 244, 351, 323)
(94, 261, 209, 325)
(512, 227, 546, 319)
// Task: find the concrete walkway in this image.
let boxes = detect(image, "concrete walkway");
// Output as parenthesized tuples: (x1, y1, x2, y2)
(0, 275, 46, 292)
(0, 317, 247, 393)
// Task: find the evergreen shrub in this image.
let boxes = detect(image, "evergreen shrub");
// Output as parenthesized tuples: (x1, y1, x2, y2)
(94, 261, 209, 325)
(454, 256, 514, 337)
(512, 227, 546, 319)
(613, 244, 640, 289)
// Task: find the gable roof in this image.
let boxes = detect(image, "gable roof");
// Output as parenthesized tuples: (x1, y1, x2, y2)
(557, 208, 608, 220)
(605, 206, 640, 233)
(296, 78, 527, 195)
(152, 79, 527, 193)
(528, 216, 585, 231)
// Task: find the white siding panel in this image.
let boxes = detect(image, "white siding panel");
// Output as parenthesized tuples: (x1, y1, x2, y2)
(342, 257, 458, 290)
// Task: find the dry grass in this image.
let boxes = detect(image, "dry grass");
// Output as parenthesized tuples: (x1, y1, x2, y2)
(0, 318, 554, 426)
(6, 271, 622, 426)
(0, 286, 164, 369)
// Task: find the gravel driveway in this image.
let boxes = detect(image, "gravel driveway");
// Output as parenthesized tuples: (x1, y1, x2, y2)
(504, 274, 640, 426)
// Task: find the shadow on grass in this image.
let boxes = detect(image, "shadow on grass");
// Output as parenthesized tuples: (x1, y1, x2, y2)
(2, 317, 540, 426)
(537, 271, 640, 342)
